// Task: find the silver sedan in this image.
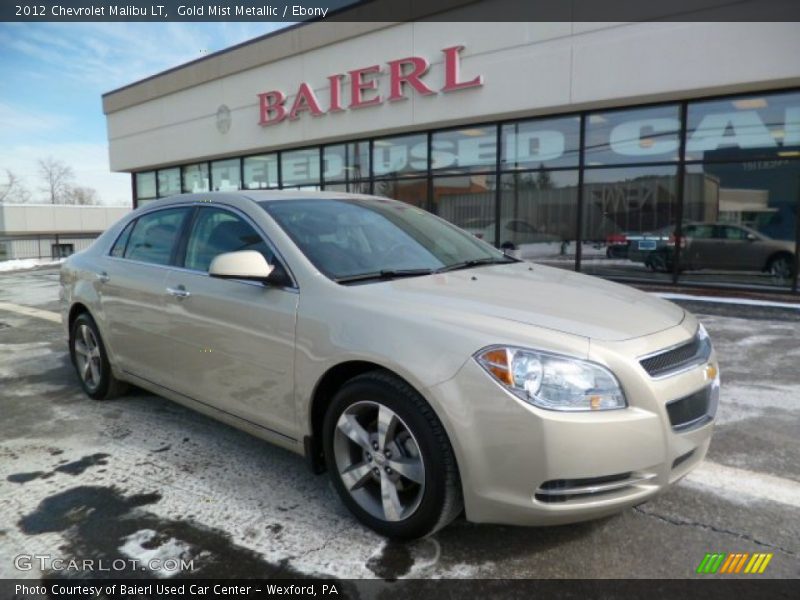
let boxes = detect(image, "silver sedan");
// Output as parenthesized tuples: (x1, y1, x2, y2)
(61, 191, 718, 538)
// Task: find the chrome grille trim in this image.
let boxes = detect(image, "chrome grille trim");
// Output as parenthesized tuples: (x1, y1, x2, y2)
(639, 329, 711, 379)
(535, 472, 656, 503)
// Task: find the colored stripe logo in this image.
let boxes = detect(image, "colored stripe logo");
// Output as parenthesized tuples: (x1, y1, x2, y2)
(696, 552, 773, 574)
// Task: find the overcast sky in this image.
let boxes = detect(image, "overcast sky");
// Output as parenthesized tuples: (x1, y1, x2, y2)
(0, 22, 289, 205)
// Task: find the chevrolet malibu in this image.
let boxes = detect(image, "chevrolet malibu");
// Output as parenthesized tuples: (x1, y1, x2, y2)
(60, 192, 719, 539)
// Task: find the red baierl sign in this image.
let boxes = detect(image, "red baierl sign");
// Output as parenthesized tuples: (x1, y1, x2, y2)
(257, 46, 483, 126)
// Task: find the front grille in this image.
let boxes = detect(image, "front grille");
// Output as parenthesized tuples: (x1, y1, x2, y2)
(535, 471, 655, 503)
(666, 387, 711, 431)
(640, 332, 710, 378)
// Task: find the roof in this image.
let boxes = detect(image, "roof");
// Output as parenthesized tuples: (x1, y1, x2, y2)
(135, 190, 387, 211)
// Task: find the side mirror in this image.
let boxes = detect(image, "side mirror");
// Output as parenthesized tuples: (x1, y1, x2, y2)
(209, 250, 274, 283)
(746, 233, 757, 242)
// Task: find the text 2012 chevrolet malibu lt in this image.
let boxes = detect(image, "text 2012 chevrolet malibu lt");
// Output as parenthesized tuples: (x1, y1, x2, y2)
(61, 192, 719, 539)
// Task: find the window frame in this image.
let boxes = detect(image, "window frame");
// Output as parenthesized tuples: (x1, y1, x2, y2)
(109, 219, 137, 258)
(176, 204, 298, 290)
(113, 206, 193, 267)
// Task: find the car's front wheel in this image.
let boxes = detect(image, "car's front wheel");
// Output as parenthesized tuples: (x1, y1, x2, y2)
(323, 371, 462, 539)
(70, 312, 127, 400)
(767, 254, 795, 280)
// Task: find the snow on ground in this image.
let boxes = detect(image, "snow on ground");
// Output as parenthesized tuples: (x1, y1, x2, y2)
(657, 292, 800, 310)
(684, 462, 800, 509)
(0, 258, 63, 272)
(120, 529, 201, 578)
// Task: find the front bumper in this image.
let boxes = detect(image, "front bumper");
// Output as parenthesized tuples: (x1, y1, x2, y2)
(425, 325, 718, 526)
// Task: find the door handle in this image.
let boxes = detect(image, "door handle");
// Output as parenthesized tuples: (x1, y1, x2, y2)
(96, 271, 110, 283)
(166, 286, 191, 299)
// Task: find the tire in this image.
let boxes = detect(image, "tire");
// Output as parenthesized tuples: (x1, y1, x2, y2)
(647, 251, 670, 273)
(322, 371, 463, 539)
(69, 312, 128, 400)
(767, 254, 795, 280)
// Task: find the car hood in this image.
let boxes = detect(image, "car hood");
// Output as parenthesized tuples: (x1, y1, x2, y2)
(353, 262, 685, 341)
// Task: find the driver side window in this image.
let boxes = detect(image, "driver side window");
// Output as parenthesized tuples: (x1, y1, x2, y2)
(184, 207, 274, 273)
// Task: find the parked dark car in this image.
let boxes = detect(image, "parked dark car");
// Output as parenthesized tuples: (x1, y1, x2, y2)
(643, 223, 796, 279)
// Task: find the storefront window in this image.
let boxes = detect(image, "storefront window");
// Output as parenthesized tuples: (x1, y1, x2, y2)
(135, 172, 156, 200)
(373, 178, 428, 208)
(128, 87, 800, 294)
(686, 91, 800, 162)
(501, 116, 580, 170)
(581, 166, 680, 282)
(281, 148, 320, 187)
(211, 159, 241, 191)
(432, 174, 497, 230)
(243, 154, 279, 189)
(372, 134, 428, 178)
(182, 163, 209, 193)
(324, 181, 371, 193)
(157, 168, 181, 197)
(431, 127, 498, 173)
(585, 105, 681, 166)
(679, 160, 799, 289)
(499, 170, 579, 267)
(323, 142, 370, 182)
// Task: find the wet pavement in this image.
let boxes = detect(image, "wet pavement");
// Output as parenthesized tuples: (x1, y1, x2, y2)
(0, 266, 798, 580)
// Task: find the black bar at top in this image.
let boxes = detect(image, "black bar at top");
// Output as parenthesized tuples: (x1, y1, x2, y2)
(4, 0, 800, 23)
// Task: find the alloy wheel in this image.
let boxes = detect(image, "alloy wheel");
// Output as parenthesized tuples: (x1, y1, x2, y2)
(73, 324, 102, 392)
(332, 400, 425, 522)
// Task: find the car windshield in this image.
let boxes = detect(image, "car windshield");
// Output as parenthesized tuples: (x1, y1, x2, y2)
(261, 197, 514, 283)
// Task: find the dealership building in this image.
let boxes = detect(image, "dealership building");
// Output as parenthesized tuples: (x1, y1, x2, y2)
(102, 6, 800, 294)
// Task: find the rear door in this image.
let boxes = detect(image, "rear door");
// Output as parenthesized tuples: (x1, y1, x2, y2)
(163, 206, 299, 438)
(101, 206, 192, 386)
(682, 224, 717, 269)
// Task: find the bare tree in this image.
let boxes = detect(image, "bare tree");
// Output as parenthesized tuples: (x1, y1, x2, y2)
(37, 157, 74, 204)
(0, 169, 32, 204)
(66, 185, 99, 206)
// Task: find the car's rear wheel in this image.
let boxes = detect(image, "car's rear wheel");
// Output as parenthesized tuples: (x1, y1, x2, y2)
(322, 371, 462, 539)
(70, 313, 127, 400)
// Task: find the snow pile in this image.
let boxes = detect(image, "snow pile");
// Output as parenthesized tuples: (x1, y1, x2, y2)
(0, 258, 63, 272)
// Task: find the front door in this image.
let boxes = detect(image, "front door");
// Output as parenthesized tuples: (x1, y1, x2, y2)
(682, 224, 717, 270)
(163, 206, 299, 439)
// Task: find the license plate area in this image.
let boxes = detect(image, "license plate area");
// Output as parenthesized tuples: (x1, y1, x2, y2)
(638, 240, 657, 250)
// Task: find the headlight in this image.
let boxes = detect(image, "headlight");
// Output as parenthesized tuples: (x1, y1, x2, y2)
(475, 346, 626, 411)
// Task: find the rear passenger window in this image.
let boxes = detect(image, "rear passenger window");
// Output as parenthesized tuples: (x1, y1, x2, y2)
(124, 208, 189, 266)
(110, 220, 136, 258)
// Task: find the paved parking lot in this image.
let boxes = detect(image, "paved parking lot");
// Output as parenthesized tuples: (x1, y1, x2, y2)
(0, 266, 798, 580)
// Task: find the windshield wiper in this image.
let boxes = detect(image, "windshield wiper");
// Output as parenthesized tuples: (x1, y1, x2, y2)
(334, 268, 434, 284)
(435, 256, 518, 273)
